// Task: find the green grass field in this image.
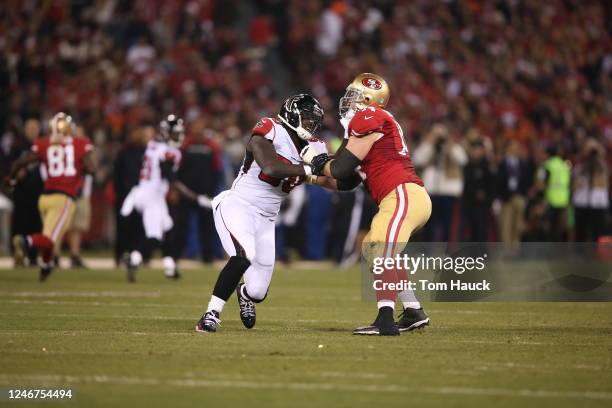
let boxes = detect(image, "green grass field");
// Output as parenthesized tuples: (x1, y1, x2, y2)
(0, 264, 611, 407)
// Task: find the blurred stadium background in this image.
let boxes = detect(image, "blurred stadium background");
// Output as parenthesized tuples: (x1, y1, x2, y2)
(0, 0, 610, 265)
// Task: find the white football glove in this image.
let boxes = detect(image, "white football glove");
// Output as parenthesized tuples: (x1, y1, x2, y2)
(197, 195, 212, 209)
(300, 143, 326, 164)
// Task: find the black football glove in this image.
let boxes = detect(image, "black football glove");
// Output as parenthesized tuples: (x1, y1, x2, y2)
(310, 153, 333, 175)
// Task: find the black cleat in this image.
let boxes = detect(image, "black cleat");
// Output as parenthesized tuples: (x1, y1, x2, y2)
(12, 235, 28, 266)
(396, 307, 430, 332)
(124, 255, 137, 283)
(39, 265, 53, 282)
(236, 283, 256, 329)
(70, 256, 88, 269)
(195, 310, 221, 333)
(353, 306, 399, 336)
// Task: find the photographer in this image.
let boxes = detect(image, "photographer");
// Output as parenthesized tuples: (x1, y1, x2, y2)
(572, 139, 609, 242)
(413, 124, 467, 242)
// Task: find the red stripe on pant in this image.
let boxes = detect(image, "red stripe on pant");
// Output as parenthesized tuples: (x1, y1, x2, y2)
(376, 186, 409, 303)
(50, 198, 70, 241)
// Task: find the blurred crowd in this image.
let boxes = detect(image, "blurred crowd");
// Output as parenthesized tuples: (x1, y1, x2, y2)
(0, 0, 610, 262)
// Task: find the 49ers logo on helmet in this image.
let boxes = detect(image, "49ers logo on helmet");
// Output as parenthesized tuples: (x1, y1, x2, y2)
(362, 78, 382, 90)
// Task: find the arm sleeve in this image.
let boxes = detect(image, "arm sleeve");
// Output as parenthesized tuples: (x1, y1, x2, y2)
(336, 173, 362, 191)
(330, 148, 362, 180)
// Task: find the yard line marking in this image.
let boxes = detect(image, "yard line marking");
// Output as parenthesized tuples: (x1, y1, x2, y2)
(0, 290, 161, 298)
(0, 374, 611, 400)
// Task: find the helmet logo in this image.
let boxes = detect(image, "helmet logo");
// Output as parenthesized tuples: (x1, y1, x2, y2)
(362, 78, 382, 90)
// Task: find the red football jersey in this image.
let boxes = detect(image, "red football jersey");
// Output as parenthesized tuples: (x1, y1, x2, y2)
(347, 107, 423, 204)
(32, 136, 94, 198)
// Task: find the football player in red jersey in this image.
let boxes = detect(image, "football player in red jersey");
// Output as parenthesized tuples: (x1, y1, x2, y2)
(6, 113, 96, 281)
(304, 73, 432, 336)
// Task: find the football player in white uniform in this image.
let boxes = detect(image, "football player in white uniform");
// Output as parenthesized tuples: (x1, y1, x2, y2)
(121, 115, 212, 282)
(195, 94, 362, 333)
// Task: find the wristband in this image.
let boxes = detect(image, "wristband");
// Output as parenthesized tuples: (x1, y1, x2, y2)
(303, 165, 313, 176)
(305, 175, 318, 184)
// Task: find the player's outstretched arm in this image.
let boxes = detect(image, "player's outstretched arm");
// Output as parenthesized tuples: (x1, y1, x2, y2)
(310, 132, 381, 179)
(308, 173, 362, 191)
(171, 181, 212, 209)
(5, 151, 40, 186)
(249, 136, 312, 178)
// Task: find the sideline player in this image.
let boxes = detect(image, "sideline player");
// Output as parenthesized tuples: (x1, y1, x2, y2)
(7, 113, 95, 281)
(195, 94, 359, 333)
(304, 73, 432, 336)
(120, 115, 212, 282)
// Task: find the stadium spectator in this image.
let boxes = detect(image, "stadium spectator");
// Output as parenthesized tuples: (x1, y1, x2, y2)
(496, 140, 533, 246)
(7, 119, 43, 265)
(572, 138, 609, 242)
(413, 124, 467, 242)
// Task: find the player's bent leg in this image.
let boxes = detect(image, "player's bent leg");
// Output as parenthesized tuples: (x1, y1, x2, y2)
(392, 183, 432, 332)
(29, 194, 76, 281)
(354, 189, 404, 335)
(195, 255, 251, 333)
(235, 218, 275, 329)
(196, 193, 258, 333)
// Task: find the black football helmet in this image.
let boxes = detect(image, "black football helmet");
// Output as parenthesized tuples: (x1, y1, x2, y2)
(277, 94, 324, 141)
(160, 114, 185, 147)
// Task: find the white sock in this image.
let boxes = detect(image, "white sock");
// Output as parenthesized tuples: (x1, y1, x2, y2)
(130, 251, 143, 266)
(377, 300, 395, 310)
(163, 256, 176, 272)
(398, 288, 421, 309)
(206, 295, 226, 314)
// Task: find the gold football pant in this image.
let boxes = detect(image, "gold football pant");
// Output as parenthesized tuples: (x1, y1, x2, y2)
(39, 194, 76, 245)
(362, 183, 432, 302)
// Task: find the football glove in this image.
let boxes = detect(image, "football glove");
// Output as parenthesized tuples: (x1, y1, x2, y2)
(197, 195, 212, 209)
(310, 153, 333, 175)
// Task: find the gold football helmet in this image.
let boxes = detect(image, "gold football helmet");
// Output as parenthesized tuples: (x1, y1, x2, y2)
(339, 73, 390, 119)
(49, 112, 73, 141)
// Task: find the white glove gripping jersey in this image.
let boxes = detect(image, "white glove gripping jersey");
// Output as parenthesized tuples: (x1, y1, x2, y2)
(229, 117, 327, 217)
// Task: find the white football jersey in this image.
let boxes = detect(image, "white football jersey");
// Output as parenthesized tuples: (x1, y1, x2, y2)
(230, 117, 327, 216)
(137, 139, 182, 195)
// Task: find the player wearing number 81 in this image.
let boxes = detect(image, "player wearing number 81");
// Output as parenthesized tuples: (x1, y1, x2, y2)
(7, 112, 95, 281)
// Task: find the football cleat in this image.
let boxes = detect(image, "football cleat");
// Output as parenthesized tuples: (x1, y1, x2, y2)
(396, 308, 430, 332)
(12, 235, 28, 266)
(70, 256, 88, 269)
(124, 255, 137, 283)
(353, 306, 399, 336)
(195, 310, 221, 333)
(236, 283, 256, 329)
(39, 265, 53, 282)
(164, 268, 181, 280)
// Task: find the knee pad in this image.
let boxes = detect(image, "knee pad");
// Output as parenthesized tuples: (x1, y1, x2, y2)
(243, 283, 268, 303)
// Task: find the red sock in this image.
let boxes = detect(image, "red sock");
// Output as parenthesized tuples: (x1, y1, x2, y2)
(29, 234, 53, 264)
(375, 267, 400, 303)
